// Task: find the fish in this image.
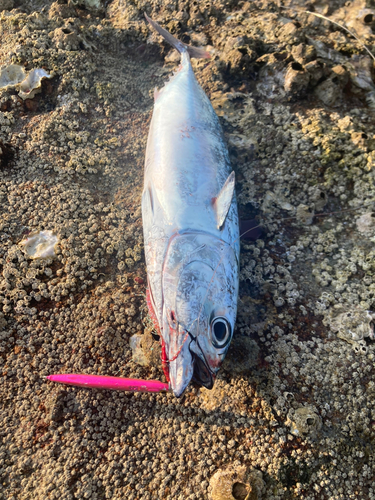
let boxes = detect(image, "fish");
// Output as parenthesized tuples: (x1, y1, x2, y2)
(47, 15, 239, 398)
(142, 15, 240, 397)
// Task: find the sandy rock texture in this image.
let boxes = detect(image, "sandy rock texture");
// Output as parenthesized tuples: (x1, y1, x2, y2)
(1, 0, 375, 499)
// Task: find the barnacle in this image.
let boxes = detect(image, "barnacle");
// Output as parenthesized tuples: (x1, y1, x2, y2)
(209, 466, 265, 500)
(287, 407, 322, 437)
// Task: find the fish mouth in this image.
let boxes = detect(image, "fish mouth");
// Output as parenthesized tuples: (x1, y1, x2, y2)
(192, 352, 214, 390)
(167, 334, 214, 397)
(169, 350, 214, 397)
(167, 331, 194, 398)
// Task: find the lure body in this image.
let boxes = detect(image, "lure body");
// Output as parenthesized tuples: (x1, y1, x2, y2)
(143, 16, 240, 397)
(46, 374, 169, 393)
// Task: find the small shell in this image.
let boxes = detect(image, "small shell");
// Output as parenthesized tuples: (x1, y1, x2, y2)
(262, 191, 294, 213)
(19, 68, 51, 100)
(308, 185, 327, 211)
(347, 56, 375, 92)
(357, 9, 375, 25)
(0, 64, 51, 99)
(365, 90, 375, 109)
(314, 78, 341, 106)
(0, 64, 26, 90)
(19, 230, 58, 259)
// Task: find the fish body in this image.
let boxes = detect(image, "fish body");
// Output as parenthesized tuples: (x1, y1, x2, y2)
(143, 16, 240, 397)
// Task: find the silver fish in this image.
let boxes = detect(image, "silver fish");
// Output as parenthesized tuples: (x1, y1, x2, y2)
(142, 15, 240, 397)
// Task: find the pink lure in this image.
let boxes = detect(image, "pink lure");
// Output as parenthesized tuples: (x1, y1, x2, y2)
(46, 374, 169, 393)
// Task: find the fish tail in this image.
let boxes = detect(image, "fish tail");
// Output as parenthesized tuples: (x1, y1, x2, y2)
(145, 13, 211, 59)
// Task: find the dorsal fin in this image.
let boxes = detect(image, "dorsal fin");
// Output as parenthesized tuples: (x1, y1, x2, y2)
(212, 171, 235, 230)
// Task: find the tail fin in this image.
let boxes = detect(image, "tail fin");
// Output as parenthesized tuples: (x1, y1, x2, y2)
(145, 13, 211, 59)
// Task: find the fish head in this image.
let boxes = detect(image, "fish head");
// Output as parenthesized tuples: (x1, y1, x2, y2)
(162, 232, 239, 397)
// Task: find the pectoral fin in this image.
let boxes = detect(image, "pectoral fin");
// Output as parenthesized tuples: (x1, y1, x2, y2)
(212, 171, 235, 229)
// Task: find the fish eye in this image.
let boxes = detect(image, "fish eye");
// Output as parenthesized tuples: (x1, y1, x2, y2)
(211, 317, 231, 348)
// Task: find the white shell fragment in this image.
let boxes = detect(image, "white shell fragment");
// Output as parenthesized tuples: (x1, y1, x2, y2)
(0, 64, 26, 89)
(262, 190, 294, 212)
(19, 230, 58, 259)
(69, 0, 103, 9)
(19, 68, 51, 100)
(0, 64, 51, 99)
(129, 334, 148, 366)
(356, 212, 375, 234)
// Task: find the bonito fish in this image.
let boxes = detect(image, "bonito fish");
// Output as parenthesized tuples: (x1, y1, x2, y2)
(143, 15, 240, 397)
(47, 16, 239, 398)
